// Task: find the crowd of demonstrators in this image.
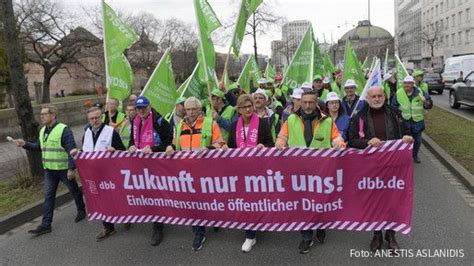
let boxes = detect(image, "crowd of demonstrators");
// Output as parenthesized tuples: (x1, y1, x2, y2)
(10, 65, 432, 254)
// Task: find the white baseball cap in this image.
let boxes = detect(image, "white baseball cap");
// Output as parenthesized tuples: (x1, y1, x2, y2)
(325, 92, 341, 102)
(322, 77, 330, 84)
(384, 72, 393, 81)
(403, 75, 415, 83)
(344, 79, 357, 88)
(291, 88, 304, 99)
(252, 88, 268, 101)
(258, 78, 267, 84)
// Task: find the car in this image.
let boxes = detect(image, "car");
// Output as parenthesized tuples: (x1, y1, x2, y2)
(449, 71, 474, 109)
(442, 55, 474, 89)
(424, 72, 444, 95)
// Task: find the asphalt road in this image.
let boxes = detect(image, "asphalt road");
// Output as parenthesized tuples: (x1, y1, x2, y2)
(430, 91, 474, 122)
(1, 146, 473, 266)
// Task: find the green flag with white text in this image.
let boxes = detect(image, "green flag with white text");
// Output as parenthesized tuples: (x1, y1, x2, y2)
(237, 54, 262, 92)
(140, 48, 177, 116)
(232, 0, 263, 57)
(282, 26, 314, 90)
(343, 40, 365, 95)
(194, 0, 220, 95)
(102, 1, 138, 101)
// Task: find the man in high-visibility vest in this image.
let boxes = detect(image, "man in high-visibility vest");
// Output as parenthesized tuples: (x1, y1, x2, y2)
(276, 91, 345, 254)
(391, 75, 433, 163)
(165, 97, 225, 251)
(209, 89, 237, 142)
(413, 70, 429, 94)
(13, 104, 86, 236)
(119, 101, 137, 148)
(102, 97, 126, 129)
(71, 106, 126, 241)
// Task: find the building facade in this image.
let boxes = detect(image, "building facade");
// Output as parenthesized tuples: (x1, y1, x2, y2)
(421, 0, 474, 66)
(395, 0, 423, 64)
(271, 20, 312, 71)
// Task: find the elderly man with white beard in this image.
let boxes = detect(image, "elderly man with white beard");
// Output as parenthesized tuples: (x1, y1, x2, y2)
(348, 85, 414, 251)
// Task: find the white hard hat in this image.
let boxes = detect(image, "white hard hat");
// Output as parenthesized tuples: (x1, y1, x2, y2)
(258, 78, 267, 84)
(252, 88, 268, 101)
(325, 92, 340, 102)
(344, 79, 357, 88)
(301, 82, 313, 89)
(403, 75, 415, 83)
(291, 88, 304, 99)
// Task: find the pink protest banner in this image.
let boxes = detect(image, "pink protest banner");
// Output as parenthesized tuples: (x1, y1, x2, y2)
(74, 139, 413, 234)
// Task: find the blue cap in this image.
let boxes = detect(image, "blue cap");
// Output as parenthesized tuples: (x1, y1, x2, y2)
(135, 96, 150, 108)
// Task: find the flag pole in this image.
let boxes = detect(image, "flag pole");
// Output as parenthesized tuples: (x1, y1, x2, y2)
(101, 1, 113, 124)
(221, 0, 243, 85)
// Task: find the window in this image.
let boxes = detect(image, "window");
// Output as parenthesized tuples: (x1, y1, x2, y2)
(466, 30, 471, 44)
(452, 14, 455, 27)
(452, 33, 455, 46)
(446, 35, 450, 46)
(441, 2, 444, 13)
(459, 11, 462, 25)
(458, 31, 462, 45)
(467, 8, 471, 22)
(436, 5, 439, 15)
(446, 17, 450, 29)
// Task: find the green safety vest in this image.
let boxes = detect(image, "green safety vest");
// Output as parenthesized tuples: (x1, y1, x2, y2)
(417, 82, 428, 94)
(220, 105, 235, 142)
(270, 113, 280, 142)
(320, 89, 330, 102)
(175, 116, 213, 151)
(102, 112, 126, 125)
(396, 88, 425, 122)
(39, 123, 69, 170)
(287, 114, 333, 148)
(119, 122, 131, 148)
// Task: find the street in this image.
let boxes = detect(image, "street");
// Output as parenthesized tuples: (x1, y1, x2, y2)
(430, 91, 474, 122)
(1, 146, 472, 266)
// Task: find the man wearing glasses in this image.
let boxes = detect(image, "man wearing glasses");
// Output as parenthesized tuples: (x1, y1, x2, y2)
(13, 104, 86, 236)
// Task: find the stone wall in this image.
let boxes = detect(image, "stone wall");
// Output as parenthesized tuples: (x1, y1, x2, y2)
(0, 96, 105, 141)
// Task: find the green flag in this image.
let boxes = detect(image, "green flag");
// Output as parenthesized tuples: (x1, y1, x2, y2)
(342, 40, 365, 95)
(313, 40, 324, 77)
(102, 1, 138, 101)
(232, 0, 263, 57)
(282, 26, 314, 90)
(177, 76, 190, 96)
(395, 55, 409, 92)
(383, 48, 389, 75)
(323, 52, 335, 78)
(180, 62, 207, 99)
(222, 69, 231, 88)
(194, 0, 220, 95)
(237, 54, 262, 92)
(361, 57, 368, 71)
(265, 62, 276, 80)
(140, 48, 177, 116)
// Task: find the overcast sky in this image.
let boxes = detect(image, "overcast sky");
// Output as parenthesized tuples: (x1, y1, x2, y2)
(72, 0, 395, 56)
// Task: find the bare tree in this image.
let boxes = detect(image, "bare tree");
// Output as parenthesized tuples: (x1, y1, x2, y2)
(272, 32, 300, 66)
(421, 20, 442, 67)
(1, 0, 43, 177)
(17, 0, 100, 103)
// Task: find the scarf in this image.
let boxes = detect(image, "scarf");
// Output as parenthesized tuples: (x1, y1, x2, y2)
(133, 112, 154, 149)
(236, 113, 260, 148)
